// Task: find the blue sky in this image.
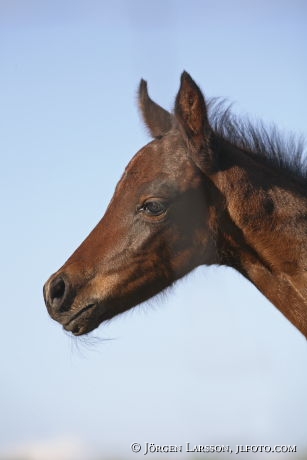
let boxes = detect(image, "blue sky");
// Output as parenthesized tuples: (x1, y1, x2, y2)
(1, 1, 307, 459)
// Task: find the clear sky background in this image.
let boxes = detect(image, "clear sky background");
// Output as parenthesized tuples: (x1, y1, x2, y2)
(1, 1, 307, 459)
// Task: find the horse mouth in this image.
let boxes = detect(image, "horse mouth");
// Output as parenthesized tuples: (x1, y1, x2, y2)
(63, 303, 101, 336)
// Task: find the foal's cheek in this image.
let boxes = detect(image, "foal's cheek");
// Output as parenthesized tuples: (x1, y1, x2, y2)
(127, 219, 151, 249)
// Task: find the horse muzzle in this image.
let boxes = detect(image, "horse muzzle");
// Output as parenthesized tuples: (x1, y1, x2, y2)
(43, 272, 106, 335)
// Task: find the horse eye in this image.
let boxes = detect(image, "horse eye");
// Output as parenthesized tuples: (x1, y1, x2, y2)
(141, 200, 167, 216)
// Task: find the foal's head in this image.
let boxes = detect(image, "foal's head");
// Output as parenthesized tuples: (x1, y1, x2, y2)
(44, 73, 218, 335)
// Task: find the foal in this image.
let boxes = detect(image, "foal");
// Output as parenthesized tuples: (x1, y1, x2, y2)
(44, 72, 307, 338)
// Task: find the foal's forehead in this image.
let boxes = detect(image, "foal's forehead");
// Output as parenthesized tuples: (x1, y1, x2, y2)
(113, 133, 202, 200)
(124, 134, 186, 179)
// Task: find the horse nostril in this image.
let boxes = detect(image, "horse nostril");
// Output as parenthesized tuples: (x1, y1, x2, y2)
(46, 276, 70, 313)
(50, 277, 66, 301)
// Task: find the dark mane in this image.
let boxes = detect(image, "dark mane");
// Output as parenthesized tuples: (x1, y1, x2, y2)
(208, 99, 307, 184)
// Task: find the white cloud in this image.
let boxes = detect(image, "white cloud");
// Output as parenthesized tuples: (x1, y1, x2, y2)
(0, 436, 90, 460)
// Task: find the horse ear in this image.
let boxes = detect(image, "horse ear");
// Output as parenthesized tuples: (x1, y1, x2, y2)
(175, 72, 213, 172)
(138, 79, 173, 138)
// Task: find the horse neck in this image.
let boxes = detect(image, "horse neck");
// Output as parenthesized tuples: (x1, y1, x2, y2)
(210, 139, 307, 337)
